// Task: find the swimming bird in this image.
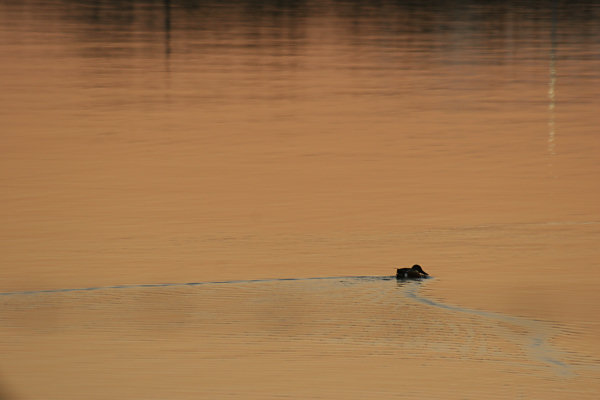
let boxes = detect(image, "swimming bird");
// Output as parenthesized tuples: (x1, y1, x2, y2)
(396, 264, 429, 279)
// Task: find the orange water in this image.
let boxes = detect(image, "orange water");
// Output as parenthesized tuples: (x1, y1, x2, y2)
(1, 1, 599, 398)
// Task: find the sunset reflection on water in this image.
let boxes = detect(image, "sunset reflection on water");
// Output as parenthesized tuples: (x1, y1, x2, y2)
(1, 0, 599, 398)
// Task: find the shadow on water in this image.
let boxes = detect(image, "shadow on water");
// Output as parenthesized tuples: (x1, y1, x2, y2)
(4, 0, 599, 59)
(0, 378, 16, 400)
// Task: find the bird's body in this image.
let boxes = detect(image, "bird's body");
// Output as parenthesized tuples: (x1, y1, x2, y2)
(396, 264, 429, 279)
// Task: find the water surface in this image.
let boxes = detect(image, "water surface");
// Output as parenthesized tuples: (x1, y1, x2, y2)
(1, 0, 599, 398)
(1, 277, 598, 399)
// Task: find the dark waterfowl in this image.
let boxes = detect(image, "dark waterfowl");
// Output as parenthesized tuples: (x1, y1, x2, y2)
(396, 264, 429, 279)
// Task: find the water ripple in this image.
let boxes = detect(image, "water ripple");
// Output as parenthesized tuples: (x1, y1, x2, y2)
(0, 275, 578, 377)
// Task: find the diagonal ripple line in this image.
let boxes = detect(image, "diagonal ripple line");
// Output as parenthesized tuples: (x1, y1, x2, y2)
(403, 281, 573, 377)
(0, 276, 391, 296)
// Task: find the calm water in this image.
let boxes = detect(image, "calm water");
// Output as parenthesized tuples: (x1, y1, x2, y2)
(1, 0, 600, 398)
